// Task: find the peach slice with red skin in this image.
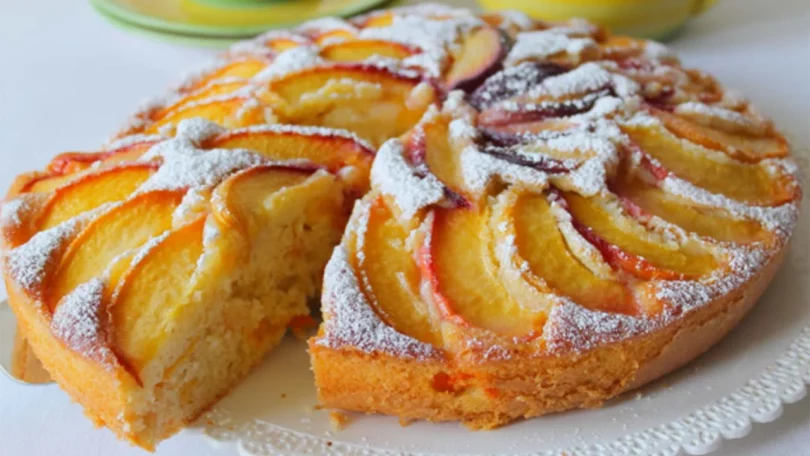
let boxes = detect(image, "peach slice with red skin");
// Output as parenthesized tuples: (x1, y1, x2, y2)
(9, 141, 156, 197)
(505, 190, 634, 315)
(144, 96, 267, 135)
(623, 124, 796, 206)
(47, 141, 157, 176)
(180, 57, 269, 94)
(649, 107, 789, 163)
(403, 119, 470, 207)
(559, 190, 717, 280)
(110, 215, 206, 375)
(205, 126, 374, 188)
(478, 88, 611, 128)
(420, 206, 544, 338)
(265, 63, 437, 147)
(47, 190, 185, 312)
(9, 172, 73, 197)
(211, 165, 316, 234)
(444, 26, 507, 92)
(150, 79, 250, 121)
(357, 12, 394, 28)
(468, 62, 569, 110)
(264, 36, 308, 52)
(320, 39, 418, 62)
(611, 171, 768, 245)
(36, 163, 158, 232)
(350, 196, 442, 346)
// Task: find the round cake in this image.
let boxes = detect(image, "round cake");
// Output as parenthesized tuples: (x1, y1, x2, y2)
(1, 3, 801, 449)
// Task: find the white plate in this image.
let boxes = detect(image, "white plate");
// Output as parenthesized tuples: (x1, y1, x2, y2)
(194, 194, 810, 456)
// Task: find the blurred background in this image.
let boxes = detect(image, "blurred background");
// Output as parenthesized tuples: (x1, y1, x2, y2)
(86, 0, 717, 46)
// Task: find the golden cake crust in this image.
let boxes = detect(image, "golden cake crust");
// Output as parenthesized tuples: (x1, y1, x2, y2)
(310, 247, 786, 429)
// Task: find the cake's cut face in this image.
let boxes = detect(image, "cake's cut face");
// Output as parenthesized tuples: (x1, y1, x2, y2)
(0, 3, 801, 450)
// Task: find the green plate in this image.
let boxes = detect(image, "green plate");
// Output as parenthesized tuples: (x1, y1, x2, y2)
(92, 4, 240, 48)
(89, 0, 391, 41)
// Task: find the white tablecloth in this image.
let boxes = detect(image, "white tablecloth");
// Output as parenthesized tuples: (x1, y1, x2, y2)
(0, 0, 807, 454)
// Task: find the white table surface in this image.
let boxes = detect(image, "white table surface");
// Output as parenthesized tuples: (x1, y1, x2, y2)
(0, 0, 808, 454)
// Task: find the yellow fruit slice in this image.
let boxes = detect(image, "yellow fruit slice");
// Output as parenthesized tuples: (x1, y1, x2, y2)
(511, 192, 633, 314)
(352, 197, 442, 346)
(563, 191, 717, 279)
(111, 216, 206, 374)
(48, 190, 184, 311)
(426, 207, 543, 337)
(37, 164, 156, 231)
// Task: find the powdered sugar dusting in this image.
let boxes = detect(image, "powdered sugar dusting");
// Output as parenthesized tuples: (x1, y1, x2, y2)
(252, 46, 323, 82)
(674, 101, 769, 136)
(317, 246, 440, 359)
(51, 277, 117, 369)
(1, 194, 45, 232)
(224, 123, 374, 152)
(462, 144, 550, 192)
(661, 175, 798, 235)
(370, 139, 446, 219)
(656, 246, 769, 314)
(5, 209, 103, 298)
(138, 119, 265, 192)
(359, 14, 481, 77)
(505, 30, 597, 66)
(544, 300, 656, 353)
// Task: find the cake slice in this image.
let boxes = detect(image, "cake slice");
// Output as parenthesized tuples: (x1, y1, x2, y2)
(2, 119, 372, 449)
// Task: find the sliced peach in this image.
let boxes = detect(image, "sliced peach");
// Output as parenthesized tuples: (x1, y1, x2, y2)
(651, 107, 788, 162)
(47, 190, 185, 311)
(265, 64, 436, 147)
(480, 12, 530, 37)
(507, 191, 633, 314)
(351, 197, 441, 346)
(181, 57, 269, 93)
(151, 79, 250, 121)
(312, 29, 356, 45)
(320, 39, 417, 62)
(144, 96, 268, 135)
(599, 36, 671, 62)
(12, 172, 73, 196)
(405, 118, 469, 205)
(111, 216, 206, 374)
(206, 126, 374, 180)
(47, 141, 156, 176)
(479, 118, 576, 139)
(36, 163, 157, 231)
(468, 62, 568, 110)
(422, 206, 544, 337)
(611, 172, 767, 244)
(561, 191, 717, 280)
(358, 12, 393, 28)
(623, 124, 794, 206)
(265, 36, 307, 52)
(211, 165, 314, 234)
(444, 26, 506, 92)
(478, 91, 608, 127)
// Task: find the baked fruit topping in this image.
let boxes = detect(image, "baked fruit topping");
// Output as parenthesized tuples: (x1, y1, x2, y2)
(2, 4, 801, 449)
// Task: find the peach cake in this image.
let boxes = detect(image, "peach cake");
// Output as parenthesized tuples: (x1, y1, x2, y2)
(0, 2, 801, 450)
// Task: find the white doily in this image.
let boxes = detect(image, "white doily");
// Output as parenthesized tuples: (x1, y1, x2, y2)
(197, 324, 809, 456)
